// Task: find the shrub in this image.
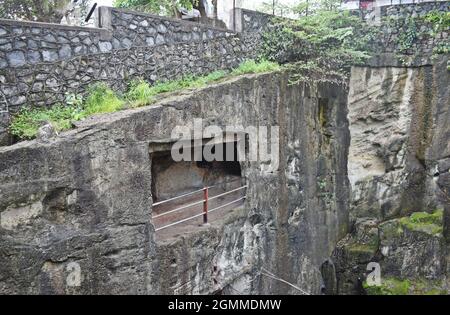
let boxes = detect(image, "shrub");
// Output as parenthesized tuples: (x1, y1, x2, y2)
(126, 79, 155, 107)
(232, 59, 281, 76)
(191, 70, 228, 87)
(260, 5, 378, 85)
(9, 104, 83, 140)
(83, 83, 124, 115)
(9, 83, 124, 141)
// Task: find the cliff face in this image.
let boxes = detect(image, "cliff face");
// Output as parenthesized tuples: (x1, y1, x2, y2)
(0, 1, 449, 295)
(334, 56, 449, 295)
(0, 71, 350, 294)
(348, 65, 435, 220)
(0, 60, 447, 295)
(0, 59, 448, 296)
(255, 77, 350, 295)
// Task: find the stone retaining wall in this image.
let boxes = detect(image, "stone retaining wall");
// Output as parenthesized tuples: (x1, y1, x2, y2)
(231, 8, 274, 33)
(0, 7, 234, 70)
(0, 7, 254, 145)
(99, 7, 235, 49)
(0, 19, 112, 69)
(365, 2, 449, 56)
(0, 34, 257, 110)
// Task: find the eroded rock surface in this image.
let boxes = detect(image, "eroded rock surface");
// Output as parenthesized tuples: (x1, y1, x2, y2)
(334, 210, 447, 295)
(335, 55, 449, 295)
(0, 72, 350, 294)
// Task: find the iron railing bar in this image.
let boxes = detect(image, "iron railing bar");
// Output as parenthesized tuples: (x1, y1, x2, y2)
(152, 179, 244, 206)
(155, 212, 206, 231)
(208, 186, 248, 201)
(152, 189, 204, 206)
(155, 196, 247, 232)
(207, 196, 247, 214)
(153, 185, 247, 218)
(152, 199, 205, 219)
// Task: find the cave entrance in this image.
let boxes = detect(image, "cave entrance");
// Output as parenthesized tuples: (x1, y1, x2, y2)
(150, 136, 246, 239)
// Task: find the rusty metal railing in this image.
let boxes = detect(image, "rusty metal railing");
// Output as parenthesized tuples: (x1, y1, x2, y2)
(153, 180, 247, 232)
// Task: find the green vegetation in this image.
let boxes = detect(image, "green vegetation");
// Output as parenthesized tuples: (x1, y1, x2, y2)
(231, 60, 281, 76)
(425, 11, 450, 54)
(10, 82, 124, 140)
(0, 0, 92, 24)
(125, 79, 155, 108)
(9, 104, 85, 140)
(114, 0, 201, 17)
(261, 0, 378, 86)
(189, 70, 228, 86)
(83, 83, 124, 115)
(125, 70, 230, 107)
(125, 61, 278, 108)
(261, 2, 449, 83)
(364, 278, 411, 295)
(379, 220, 404, 239)
(149, 71, 226, 93)
(425, 10, 450, 36)
(9, 60, 280, 141)
(347, 243, 378, 255)
(364, 277, 447, 295)
(399, 209, 443, 236)
(386, 10, 450, 56)
(397, 18, 419, 53)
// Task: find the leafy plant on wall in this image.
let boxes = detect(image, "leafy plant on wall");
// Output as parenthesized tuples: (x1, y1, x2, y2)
(260, 0, 379, 86)
(113, 0, 202, 17)
(385, 10, 449, 60)
(424, 10, 450, 55)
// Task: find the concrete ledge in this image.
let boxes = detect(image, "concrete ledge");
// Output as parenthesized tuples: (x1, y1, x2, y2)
(107, 7, 235, 34)
(0, 18, 109, 34)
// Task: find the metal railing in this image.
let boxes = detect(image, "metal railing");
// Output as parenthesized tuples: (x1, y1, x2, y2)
(153, 180, 247, 232)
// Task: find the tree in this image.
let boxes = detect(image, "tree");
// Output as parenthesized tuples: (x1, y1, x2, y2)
(63, 0, 94, 26)
(0, 0, 92, 24)
(261, 0, 379, 86)
(260, 1, 293, 17)
(114, 0, 201, 17)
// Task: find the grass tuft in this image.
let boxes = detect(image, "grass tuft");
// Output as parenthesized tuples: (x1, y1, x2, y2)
(83, 83, 124, 115)
(126, 79, 155, 108)
(9, 105, 85, 140)
(9, 82, 122, 140)
(231, 59, 281, 76)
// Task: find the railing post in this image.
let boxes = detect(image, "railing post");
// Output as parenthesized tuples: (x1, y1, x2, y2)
(203, 187, 209, 224)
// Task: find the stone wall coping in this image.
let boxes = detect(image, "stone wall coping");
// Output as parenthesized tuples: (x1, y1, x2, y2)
(235, 8, 275, 18)
(109, 7, 236, 34)
(0, 18, 111, 35)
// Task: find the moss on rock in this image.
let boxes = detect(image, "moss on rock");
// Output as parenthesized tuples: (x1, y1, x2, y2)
(399, 209, 443, 235)
(364, 277, 447, 295)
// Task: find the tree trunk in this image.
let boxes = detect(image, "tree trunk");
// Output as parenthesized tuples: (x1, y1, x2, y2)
(212, 0, 218, 18)
(172, 0, 182, 18)
(194, 0, 207, 17)
(33, 0, 71, 23)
